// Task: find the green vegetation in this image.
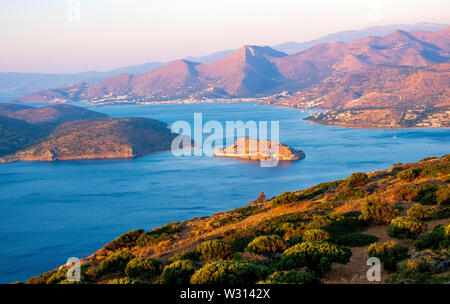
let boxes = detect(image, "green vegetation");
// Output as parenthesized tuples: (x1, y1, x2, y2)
(278, 241, 352, 277)
(190, 261, 270, 284)
(387, 217, 425, 239)
(98, 251, 135, 276)
(104, 229, 144, 251)
(162, 260, 199, 284)
(393, 184, 446, 205)
(397, 168, 422, 181)
(334, 233, 378, 247)
(360, 196, 398, 224)
(262, 270, 321, 284)
(366, 241, 409, 271)
(302, 229, 329, 242)
(414, 224, 449, 250)
(393, 249, 450, 283)
(197, 240, 232, 261)
(125, 258, 162, 281)
(246, 235, 287, 255)
(271, 191, 298, 205)
(136, 223, 182, 246)
(167, 250, 200, 263)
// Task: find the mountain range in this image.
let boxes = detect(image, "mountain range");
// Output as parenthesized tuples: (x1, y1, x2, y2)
(1, 22, 447, 100)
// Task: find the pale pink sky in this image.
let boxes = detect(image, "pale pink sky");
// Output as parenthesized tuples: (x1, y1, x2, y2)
(0, 0, 449, 73)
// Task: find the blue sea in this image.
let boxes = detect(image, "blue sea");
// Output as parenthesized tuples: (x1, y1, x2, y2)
(0, 102, 449, 283)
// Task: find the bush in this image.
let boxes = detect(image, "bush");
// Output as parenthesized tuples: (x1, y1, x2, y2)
(125, 257, 162, 281)
(278, 241, 352, 277)
(360, 197, 397, 224)
(393, 184, 442, 205)
(394, 250, 450, 283)
(106, 278, 145, 284)
(334, 233, 378, 247)
(271, 192, 298, 205)
(167, 250, 200, 263)
(407, 204, 433, 220)
(136, 224, 181, 246)
(345, 172, 368, 187)
(436, 187, 450, 205)
(262, 270, 321, 284)
(397, 168, 421, 181)
(98, 251, 135, 276)
(414, 224, 449, 250)
(366, 241, 409, 271)
(387, 217, 425, 239)
(221, 229, 258, 252)
(190, 261, 270, 284)
(162, 260, 199, 284)
(197, 240, 232, 260)
(246, 235, 287, 255)
(324, 212, 368, 236)
(302, 229, 329, 242)
(104, 229, 144, 251)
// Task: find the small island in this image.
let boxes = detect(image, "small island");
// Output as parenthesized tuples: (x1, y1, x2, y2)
(213, 137, 305, 161)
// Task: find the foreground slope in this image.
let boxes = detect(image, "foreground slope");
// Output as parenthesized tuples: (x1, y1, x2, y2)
(27, 155, 450, 284)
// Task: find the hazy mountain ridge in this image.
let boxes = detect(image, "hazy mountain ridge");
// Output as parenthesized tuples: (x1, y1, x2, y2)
(2, 22, 447, 100)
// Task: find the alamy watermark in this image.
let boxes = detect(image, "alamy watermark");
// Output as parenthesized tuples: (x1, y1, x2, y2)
(66, 0, 81, 22)
(170, 113, 281, 167)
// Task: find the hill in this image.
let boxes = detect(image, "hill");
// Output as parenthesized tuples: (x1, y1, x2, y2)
(0, 104, 181, 163)
(14, 27, 450, 128)
(25, 155, 450, 284)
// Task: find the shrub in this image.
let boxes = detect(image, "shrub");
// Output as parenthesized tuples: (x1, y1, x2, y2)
(278, 241, 352, 277)
(136, 224, 181, 246)
(190, 261, 270, 284)
(407, 204, 433, 220)
(394, 250, 450, 283)
(106, 278, 145, 284)
(387, 217, 425, 239)
(366, 241, 409, 271)
(197, 240, 232, 260)
(302, 229, 329, 242)
(331, 185, 366, 201)
(221, 229, 257, 252)
(167, 250, 200, 263)
(324, 212, 368, 236)
(98, 251, 135, 276)
(436, 187, 450, 206)
(162, 260, 199, 284)
(297, 181, 341, 201)
(345, 172, 368, 187)
(393, 184, 442, 205)
(397, 168, 421, 181)
(414, 224, 449, 250)
(246, 235, 287, 255)
(104, 229, 144, 251)
(334, 233, 378, 247)
(125, 257, 162, 281)
(262, 270, 321, 284)
(360, 197, 397, 224)
(271, 192, 298, 205)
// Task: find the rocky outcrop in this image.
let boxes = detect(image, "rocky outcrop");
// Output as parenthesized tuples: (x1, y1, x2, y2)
(213, 137, 305, 161)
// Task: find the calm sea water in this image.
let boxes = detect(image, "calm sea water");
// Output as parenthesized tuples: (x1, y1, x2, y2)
(0, 102, 449, 283)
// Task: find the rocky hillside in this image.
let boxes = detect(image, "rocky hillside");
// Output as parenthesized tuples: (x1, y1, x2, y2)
(0, 104, 180, 163)
(26, 155, 449, 284)
(214, 137, 305, 161)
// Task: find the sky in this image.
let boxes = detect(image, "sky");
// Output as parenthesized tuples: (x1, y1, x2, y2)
(0, 0, 449, 73)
